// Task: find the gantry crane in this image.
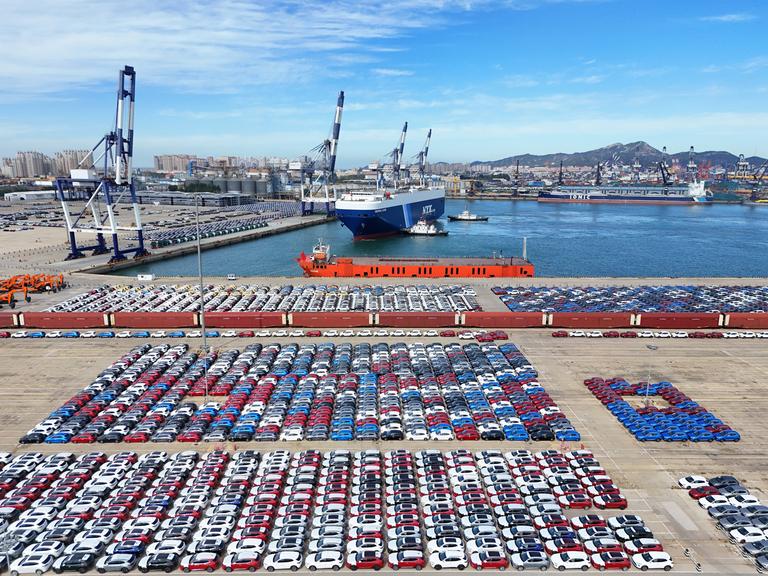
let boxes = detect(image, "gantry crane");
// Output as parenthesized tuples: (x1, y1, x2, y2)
(301, 91, 344, 215)
(54, 66, 148, 262)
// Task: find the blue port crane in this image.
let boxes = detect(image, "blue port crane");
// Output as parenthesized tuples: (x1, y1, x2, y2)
(54, 66, 148, 262)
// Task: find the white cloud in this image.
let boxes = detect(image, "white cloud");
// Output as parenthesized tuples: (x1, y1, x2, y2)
(699, 13, 757, 23)
(503, 75, 540, 88)
(0, 0, 466, 98)
(570, 74, 605, 85)
(372, 68, 415, 77)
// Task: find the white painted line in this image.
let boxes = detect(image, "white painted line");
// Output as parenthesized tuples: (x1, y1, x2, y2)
(662, 501, 700, 531)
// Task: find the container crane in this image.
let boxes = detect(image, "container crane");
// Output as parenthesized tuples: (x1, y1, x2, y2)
(300, 91, 344, 215)
(54, 66, 148, 262)
(388, 122, 408, 187)
(658, 146, 672, 186)
(413, 129, 431, 187)
(557, 161, 564, 186)
(594, 162, 602, 186)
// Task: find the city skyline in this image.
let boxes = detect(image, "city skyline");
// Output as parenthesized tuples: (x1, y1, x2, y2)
(2, 0, 767, 167)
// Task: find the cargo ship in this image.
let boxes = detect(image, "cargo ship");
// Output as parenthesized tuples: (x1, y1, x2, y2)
(538, 181, 711, 205)
(297, 241, 534, 278)
(335, 186, 446, 239)
(334, 123, 446, 239)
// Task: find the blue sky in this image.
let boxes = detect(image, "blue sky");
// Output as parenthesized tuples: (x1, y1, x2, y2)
(1, 0, 767, 167)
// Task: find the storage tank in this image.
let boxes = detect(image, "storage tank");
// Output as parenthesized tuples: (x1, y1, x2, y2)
(213, 178, 228, 194)
(242, 179, 257, 196)
(227, 179, 242, 193)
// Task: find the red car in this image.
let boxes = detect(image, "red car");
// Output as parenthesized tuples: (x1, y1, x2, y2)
(223, 553, 261, 571)
(0, 332, 10, 338)
(389, 551, 425, 570)
(470, 551, 509, 570)
(181, 553, 219, 572)
(347, 551, 384, 570)
(591, 551, 631, 570)
(593, 494, 628, 510)
(602, 331, 620, 338)
(619, 331, 638, 338)
(305, 330, 322, 337)
(689, 486, 719, 499)
(439, 330, 456, 337)
(551, 331, 568, 338)
(237, 330, 255, 337)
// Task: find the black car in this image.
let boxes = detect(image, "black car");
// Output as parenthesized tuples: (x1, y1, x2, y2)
(709, 475, 740, 488)
(53, 552, 98, 574)
(139, 553, 180, 573)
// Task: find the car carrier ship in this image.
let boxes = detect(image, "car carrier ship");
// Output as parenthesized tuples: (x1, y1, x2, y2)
(297, 241, 534, 278)
(335, 125, 446, 239)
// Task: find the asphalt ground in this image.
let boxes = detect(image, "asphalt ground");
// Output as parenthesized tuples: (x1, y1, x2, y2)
(0, 333, 766, 574)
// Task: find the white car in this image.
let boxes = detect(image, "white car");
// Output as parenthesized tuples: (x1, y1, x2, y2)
(568, 331, 586, 338)
(550, 551, 591, 570)
(115, 331, 132, 338)
(739, 331, 757, 339)
(390, 330, 405, 337)
(637, 331, 654, 338)
(322, 330, 338, 337)
(339, 330, 354, 337)
(677, 475, 708, 489)
(723, 331, 740, 339)
(226, 538, 266, 555)
(94, 553, 138, 573)
(729, 527, 766, 544)
(304, 551, 344, 571)
(373, 330, 388, 337)
(424, 330, 438, 337)
(45, 331, 62, 338)
(221, 330, 237, 337)
(262, 550, 303, 571)
(671, 331, 688, 338)
(631, 551, 674, 571)
(585, 331, 602, 338)
(288, 330, 304, 337)
(146, 540, 186, 555)
(11, 331, 28, 338)
(730, 495, 762, 508)
(429, 550, 468, 570)
(699, 495, 730, 509)
(271, 330, 288, 337)
(187, 330, 202, 338)
(150, 330, 166, 338)
(459, 331, 476, 339)
(356, 330, 372, 337)
(9, 554, 56, 576)
(255, 330, 270, 337)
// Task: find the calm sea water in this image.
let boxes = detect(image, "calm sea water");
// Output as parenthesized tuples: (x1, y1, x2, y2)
(120, 199, 768, 278)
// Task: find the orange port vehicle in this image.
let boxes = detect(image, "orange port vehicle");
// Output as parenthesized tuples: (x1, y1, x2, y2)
(297, 241, 534, 278)
(0, 287, 31, 309)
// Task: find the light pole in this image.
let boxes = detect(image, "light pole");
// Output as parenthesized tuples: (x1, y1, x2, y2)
(0, 533, 19, 575)
(645, 344, 658, 407)
(195, 195, 209, 402)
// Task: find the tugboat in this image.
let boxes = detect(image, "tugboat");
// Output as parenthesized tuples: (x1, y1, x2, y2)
(447, 203, 488, 221)
(405, 219, 448, 236)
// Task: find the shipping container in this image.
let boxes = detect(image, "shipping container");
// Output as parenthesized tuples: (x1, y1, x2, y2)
(635, 312, 720, 329)
(21, 312, 108, 329)
(289, 312, 372, 328)
(378, 312, 458, 328)
(111, 312, 198, 329)
(204, 312, 285, 328)
(463, 312, 546, 328)
(0, 312, 16, 328)
(724, 313, 768, 329)
(549, 312, 633, 329)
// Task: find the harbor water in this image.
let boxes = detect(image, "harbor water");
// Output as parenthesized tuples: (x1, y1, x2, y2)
(120, 199, 768, 278)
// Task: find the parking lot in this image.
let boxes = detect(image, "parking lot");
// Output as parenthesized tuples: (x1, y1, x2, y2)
(46, 284, 481, 314)
(0, 334, 766, 574)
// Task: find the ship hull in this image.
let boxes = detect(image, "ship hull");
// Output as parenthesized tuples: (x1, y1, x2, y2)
(336, 189, 445, 239)
(538, 186, 711, 205)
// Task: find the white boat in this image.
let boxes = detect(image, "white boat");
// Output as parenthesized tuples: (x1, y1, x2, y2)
(447, 208, 488, 221)
(405, 219, 448, 236)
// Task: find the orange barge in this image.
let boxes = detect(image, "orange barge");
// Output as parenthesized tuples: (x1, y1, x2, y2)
(297, 242, 534, 278)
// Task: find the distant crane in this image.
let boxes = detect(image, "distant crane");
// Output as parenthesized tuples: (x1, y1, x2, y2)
(54, 66, 148, 262)
(658, 146, 672, 186)
(301, 90, 344, 215)
(750, 160, 768, 201)
(687, 146, 697, 180)
(594, 162, 602, 186)
(413, 129, 432, 187)
(557, 161, 564, 186)
(388, 122, 408, 188)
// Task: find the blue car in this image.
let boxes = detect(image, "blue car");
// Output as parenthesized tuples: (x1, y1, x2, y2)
(97, 331, 115, 338)
(168, 330, 185, 338)
(132, 331, 150, 338)
(62, 331, 80, 338)
(205, 331, 220, 338)
(28, 331, 45, 338)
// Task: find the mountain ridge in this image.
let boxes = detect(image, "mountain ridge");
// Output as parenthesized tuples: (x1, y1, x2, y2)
(463, 142, 766, 168)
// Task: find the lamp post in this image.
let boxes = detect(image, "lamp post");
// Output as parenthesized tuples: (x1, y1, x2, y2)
(195, 195, 209, 402)
(0, 533, 19, 575)
(645, 344, 658, 407)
